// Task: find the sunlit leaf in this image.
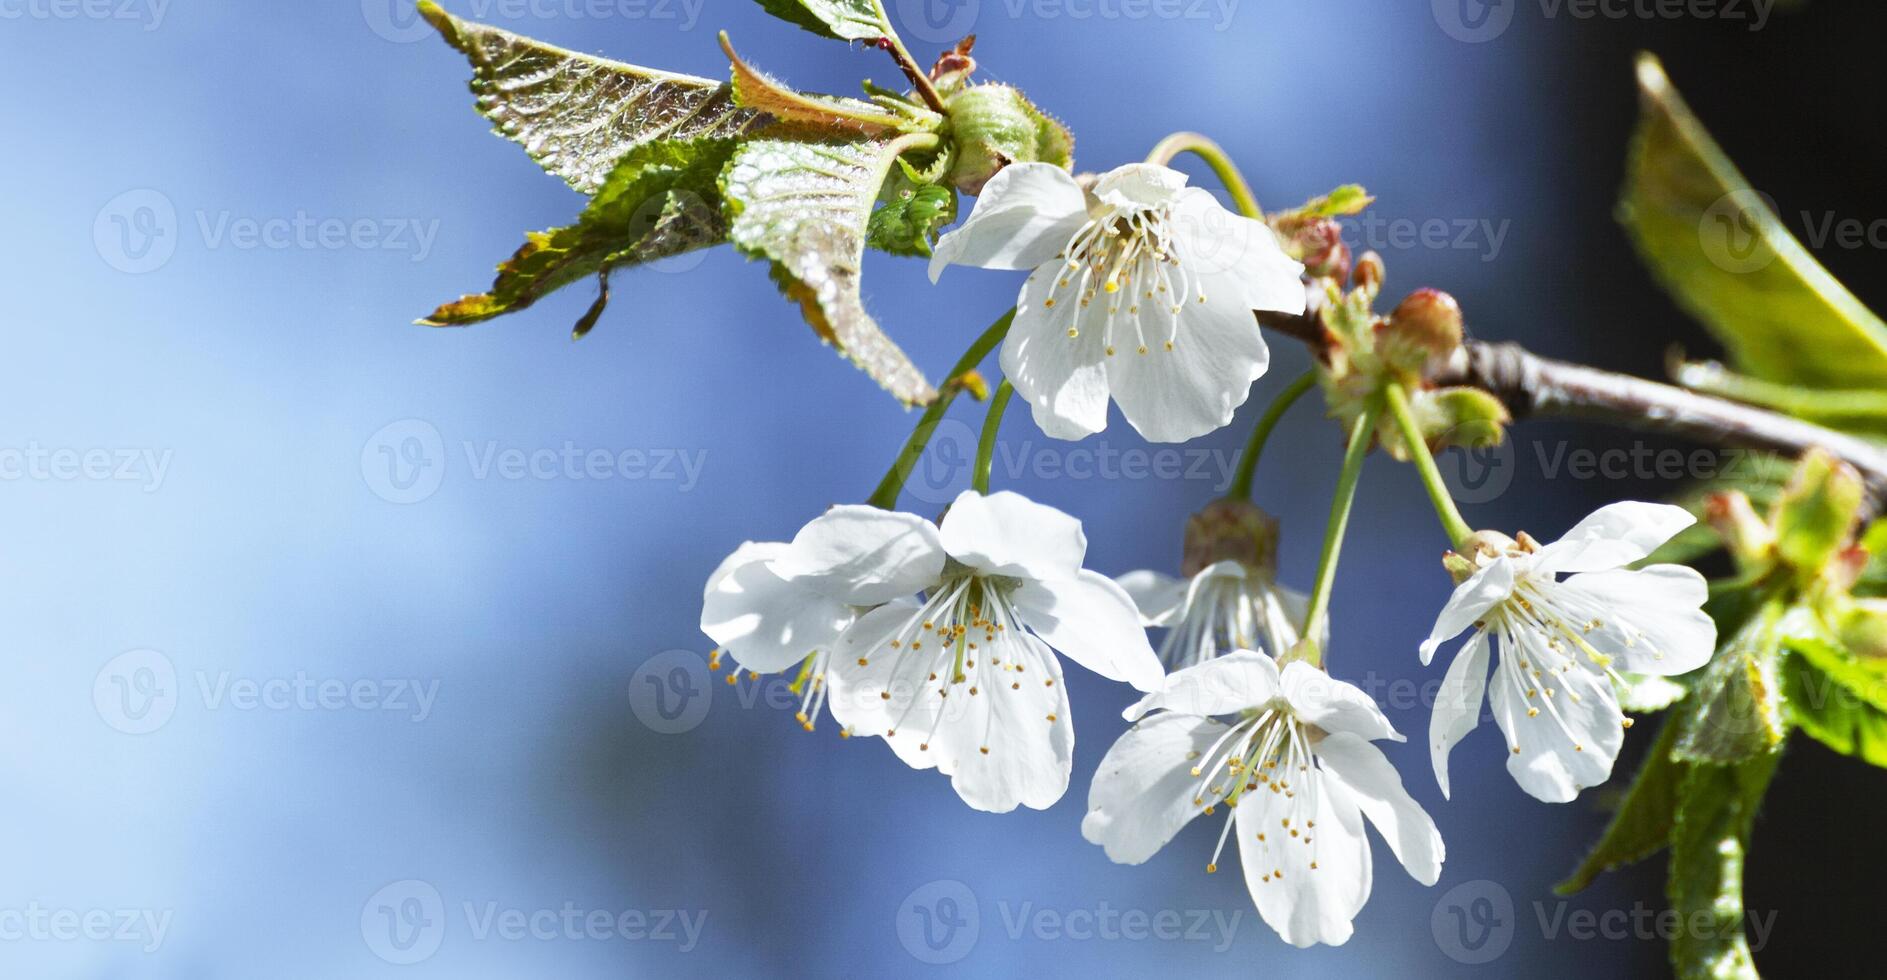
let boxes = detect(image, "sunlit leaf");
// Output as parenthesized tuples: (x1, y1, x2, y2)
(1621, 54, 1887, 388)
(1674, 602, 1786, 764)
(719, 32, 906, 136)
(1667, 750, 1779, 980)
(752, 0, 893, 42)
(722, 137, 938, 404)
(422, 1, 766, 193)
(421, 138, 734, 329)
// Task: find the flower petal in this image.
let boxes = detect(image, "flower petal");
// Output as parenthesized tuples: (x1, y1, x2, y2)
(1091, 163, 1188, 210)
(1001, 265, 1113, 440)
(1104, 265, 1271, 443)
(1530, 501, 1696, 576)
(1170, 187, 1305, 314)
(1429, 631, 1490, 799)
(928, 163, 1089, 281)
(1280, 661, 1401, 743)
(1313, 732, 1445, 885)
(1013, 569, 1163, 692)
(1487, 638, 1624, 803)
(1115, 569, 1188, 627)
(938, 489, 1087, 581)
(1557, 565, 1716, 675)
(1420, 557, 1516, 665)
(1081, 712, 1229, 864)
(771, 505, 945, 605)
(1237, 766, 1371, 948)
(834, 604, 1073, 813)
(1125, 649, 1279, 721)
(700, 541, 853, 673)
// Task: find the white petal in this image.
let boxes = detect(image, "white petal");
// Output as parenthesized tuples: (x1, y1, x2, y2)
(928, 163, 1089, 281)
(700, 542, 853, 674)
(1091, 163, 1188, 210)
(1420, 558, 1516, 665)
(1429, 631, 1490, 799)
(1530, 501, 1696, 576)
(1487, 640, 1624, 803)
(1170, 187, 1305, 313)
(1237, 767, 1371, 948)
(834, 605, 1073, 813)
(1313, 733, 1445, 885)
(1280, 661, 1401, 743)
(1081, 712, 1228, 864)
(771, 505, 945, 605)
(1557, 565, 1715, 676)
(1013, 570, 1164, 692)
(1114, 569, 1188, 627)
(1001, 265, 1113, 440)
(938, 489, 1087, 581)
(1125, 649, 1279, 721)
(1105, 266, 1270, 443)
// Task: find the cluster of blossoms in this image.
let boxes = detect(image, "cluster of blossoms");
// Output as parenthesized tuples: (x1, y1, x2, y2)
(700, 161, 1718, 946)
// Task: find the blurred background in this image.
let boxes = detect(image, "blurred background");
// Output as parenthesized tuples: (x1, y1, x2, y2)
(5, 0, 1885, 975)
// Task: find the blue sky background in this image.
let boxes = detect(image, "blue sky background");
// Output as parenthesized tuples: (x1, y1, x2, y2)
(5, 0, 1884, 976)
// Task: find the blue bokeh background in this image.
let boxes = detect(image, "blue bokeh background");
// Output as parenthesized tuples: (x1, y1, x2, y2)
(7, 0, 1885, 975)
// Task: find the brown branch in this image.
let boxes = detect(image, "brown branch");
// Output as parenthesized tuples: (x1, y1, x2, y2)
(1256, 310, 1887, 503)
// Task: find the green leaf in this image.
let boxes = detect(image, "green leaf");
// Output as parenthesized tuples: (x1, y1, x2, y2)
(421, 138, 735, 329)
(719, 32, 913, 137)
(1667, 750, 1780, 980)
(1771, 449, 1865, 576)
(1287, 185, 1376, 220)
(752, 0, 893, 41)
(721, 136, 938, 405)
(1674, 602, 1786, 764)
(1621, 54, 1887, 388)
(421, 1, 766, 193)
(1558, 713, 1687, 895)
(867, 180, 956, 257)
(1783, 647, 1887, 767)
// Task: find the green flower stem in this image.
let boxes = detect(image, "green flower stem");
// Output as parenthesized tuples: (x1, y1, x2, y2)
(1145, 132, 1263, 219)
(1383, 381, 1475, 548)
(1226, 370, 1318, 501)
(867, 309, 1015, 510)
(973, 381, 1015, 495)
(1300, 401, 1381, 660)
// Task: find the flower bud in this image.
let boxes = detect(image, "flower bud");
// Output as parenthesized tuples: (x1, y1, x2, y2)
(1835, 597, 1887, 659)
(1379, 288, 1464, 371)
(1181, 498, 1279, 577)
(945, 84, 1073, 196)
(1352, 250, 1385, 300)
(1705, 490, 1775, 571)
(1288, 218, 1350, 283)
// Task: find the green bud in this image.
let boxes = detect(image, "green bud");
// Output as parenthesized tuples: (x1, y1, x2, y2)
(1705, 490, 1776, 573)
(1425, 386, 1509, 450)
(1772, 448, 1865, 579)
(1835, 598, 1887, 659)
(944, 84, 1073, 196)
